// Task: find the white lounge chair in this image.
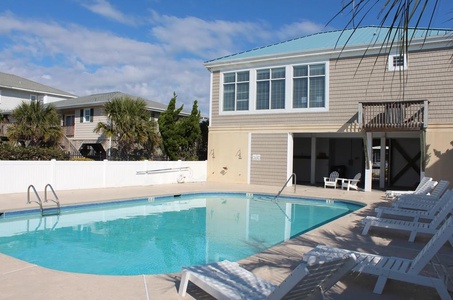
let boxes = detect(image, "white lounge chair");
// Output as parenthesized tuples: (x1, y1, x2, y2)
(341, 173, 361, 191)
(375, 190, 453, 221)
(384, 176, 433, 200)
(324, 171, 339, 189)
(361, 192, 453, 242)
(306, 216, 453, 299)
(393, 180, 450, 210)
(178, 252, 357, 299)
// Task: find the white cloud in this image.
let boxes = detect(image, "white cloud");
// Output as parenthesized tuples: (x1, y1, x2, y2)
(80, 0, 137, 26)
(0, 10, 326, 116)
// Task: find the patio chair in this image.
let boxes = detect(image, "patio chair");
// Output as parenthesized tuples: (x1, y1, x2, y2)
(341, 173, 361, 191)
(375, 190, 453, 221)
(178, 252, 357, 299)
(393, 180, 450, 210)
(306, 216, 453, 299)
(323, 171, 339, 189)
(361, 191, 453, 242)
(384, 176, 433, 200)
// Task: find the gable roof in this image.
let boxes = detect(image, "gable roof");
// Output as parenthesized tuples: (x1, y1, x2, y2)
(0, 71, 76, 98)
(205, 26, 453, 66)
(51, 91, 191, 115)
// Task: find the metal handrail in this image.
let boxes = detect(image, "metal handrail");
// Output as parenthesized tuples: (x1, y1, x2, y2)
(45, 184, 61, 214)
(273, 173, 297, 202)
(27, 184, 61, 216)
(27, 185, 43, 213)
(273, 173, 297, 222)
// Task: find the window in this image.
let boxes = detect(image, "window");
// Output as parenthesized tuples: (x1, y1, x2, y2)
(293, 64, 325, 108)
(30, 95, 37, 101)
(80, 108, 94, 123)
(256, 67, 285, 110)
(388, 54, 407, 71)
(223, 71, 249, 111)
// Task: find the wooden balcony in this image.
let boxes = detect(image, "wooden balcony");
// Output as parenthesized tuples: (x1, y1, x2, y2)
(358, 100, 428, 131)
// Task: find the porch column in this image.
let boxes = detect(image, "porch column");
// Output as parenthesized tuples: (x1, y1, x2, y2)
(364, 132, 372, 192)
(420, 130, 426, 180)
(310, 136, 316, 185)
(379, 136, 386, 189)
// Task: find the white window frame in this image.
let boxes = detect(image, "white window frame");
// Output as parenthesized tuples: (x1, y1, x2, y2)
(219, 61, 329, 115)
(83, 108, 91, 123)
(388, 54, 408, 71)
(221, 70, 250, 112)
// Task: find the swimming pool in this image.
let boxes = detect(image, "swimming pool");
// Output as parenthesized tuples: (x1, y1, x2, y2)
(0, 193, 362, 276)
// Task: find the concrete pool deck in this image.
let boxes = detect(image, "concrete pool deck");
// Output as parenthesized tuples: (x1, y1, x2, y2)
(0, 182, 452, 299)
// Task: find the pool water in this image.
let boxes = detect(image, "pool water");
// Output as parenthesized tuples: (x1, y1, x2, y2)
(0, 193, 361, 275)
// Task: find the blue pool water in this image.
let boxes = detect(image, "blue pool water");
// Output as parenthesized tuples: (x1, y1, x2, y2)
(0, 193, 362, 275)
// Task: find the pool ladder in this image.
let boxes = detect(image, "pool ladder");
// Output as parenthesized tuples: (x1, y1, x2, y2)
(27, 184, 61, 216)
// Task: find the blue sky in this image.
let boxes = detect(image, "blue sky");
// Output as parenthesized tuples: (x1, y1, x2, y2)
(0, 0, 451, 115)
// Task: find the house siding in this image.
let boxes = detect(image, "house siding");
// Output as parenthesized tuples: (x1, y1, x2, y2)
(74, 107, 108, 140)
(210, 48, 453, 131)
(250, 133, 288, 186)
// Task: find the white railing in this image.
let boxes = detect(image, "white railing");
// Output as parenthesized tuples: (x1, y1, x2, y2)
(0, 160, 207, 194)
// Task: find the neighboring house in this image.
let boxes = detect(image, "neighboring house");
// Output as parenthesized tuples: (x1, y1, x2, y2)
(52, 91, 191, 159)
(204, 26, 453, 191)
(0, 71, 76, 137)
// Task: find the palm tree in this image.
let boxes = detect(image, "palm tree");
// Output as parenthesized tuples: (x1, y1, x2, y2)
(334, 1, 450, 56)
(94, 96, 158, 160)
(7, 101, 62, 147)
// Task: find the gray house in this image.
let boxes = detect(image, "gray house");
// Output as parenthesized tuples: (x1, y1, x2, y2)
(204, 26, 453, 191)
(0, 71, 76, 137)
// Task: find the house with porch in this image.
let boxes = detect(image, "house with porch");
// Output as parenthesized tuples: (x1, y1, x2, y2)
(52, 91, 191, 159)
(204, 26, 453, 191)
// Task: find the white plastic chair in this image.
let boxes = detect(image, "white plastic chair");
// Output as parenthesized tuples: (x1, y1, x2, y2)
(361, 191, 453, 242)
(178, 252, 357, 299)
(323, 171, 339, 189)
(384, 176, 433, 200)
(307, 216, 453, 299)
(341, 173, 361, 191)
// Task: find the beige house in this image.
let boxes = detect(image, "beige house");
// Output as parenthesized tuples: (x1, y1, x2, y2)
(204, 26, 453, 191)
(52, 91, 190, 159)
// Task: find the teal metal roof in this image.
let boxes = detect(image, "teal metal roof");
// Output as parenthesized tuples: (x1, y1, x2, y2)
(206, 26, 453, 64)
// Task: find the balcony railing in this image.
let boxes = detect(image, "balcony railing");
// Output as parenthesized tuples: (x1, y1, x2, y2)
(358, 100, 428, 131)
(62, 125, 75, 137)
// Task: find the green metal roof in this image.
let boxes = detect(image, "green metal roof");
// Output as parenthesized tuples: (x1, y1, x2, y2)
(206, 26, 453, 64)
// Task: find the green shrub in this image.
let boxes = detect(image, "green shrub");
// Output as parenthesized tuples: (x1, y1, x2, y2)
(0, 143, 69, 160)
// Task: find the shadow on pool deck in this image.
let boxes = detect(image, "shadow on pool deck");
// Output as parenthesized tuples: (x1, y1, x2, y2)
(0, 182, 451, 299)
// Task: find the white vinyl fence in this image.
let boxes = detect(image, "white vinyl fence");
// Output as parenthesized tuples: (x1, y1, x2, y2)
(0, 160, 207, 194)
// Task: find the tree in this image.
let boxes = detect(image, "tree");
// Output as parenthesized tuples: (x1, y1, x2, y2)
(158, 94, 203, 161)
(180, 100, 202, 160)
(7, 101, 62, 147)
(334, 1, 451, 56)
(94, 96, 158, 160)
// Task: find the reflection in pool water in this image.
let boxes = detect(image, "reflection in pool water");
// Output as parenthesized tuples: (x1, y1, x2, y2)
(0, 193, 361, 275)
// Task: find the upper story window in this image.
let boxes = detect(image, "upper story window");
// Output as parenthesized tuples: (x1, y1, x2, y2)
(256, 67, 286, 110)
(80, 108, 94, 123)
(223, 71, 249, 111)
(388, 54, 407, 71)
(293, 64, 325, 108)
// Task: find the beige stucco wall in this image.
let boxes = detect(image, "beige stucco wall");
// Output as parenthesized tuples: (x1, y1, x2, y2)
(425, 124, 453, 183)
(207, 130, 249, 183)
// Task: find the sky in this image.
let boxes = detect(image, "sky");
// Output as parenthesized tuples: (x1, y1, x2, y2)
(0, 0, 451, 116)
